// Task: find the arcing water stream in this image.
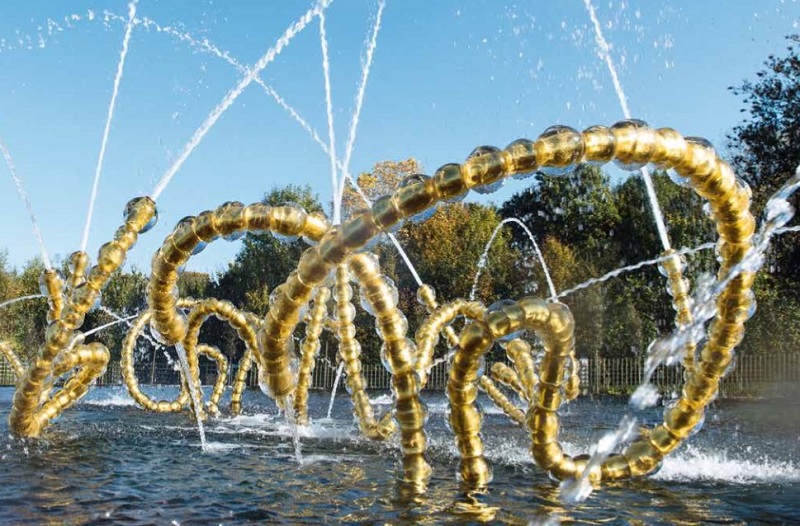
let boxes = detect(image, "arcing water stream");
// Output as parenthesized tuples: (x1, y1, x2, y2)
(150, 0, 334, 201)
(582, 0, 672, 252)
(470, 217, 556, 301)
(80, 0, 138, 253)
(0, 138, 51, 270)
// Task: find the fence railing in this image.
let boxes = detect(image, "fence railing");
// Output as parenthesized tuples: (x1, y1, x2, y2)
(2, 353, 798, 398)
(583, 353, 800, 397)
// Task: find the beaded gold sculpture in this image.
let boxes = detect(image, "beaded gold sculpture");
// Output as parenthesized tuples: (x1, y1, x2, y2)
(1, 121, 755, 494)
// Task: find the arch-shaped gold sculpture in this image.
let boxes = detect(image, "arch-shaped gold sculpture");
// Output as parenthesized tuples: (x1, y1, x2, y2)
(0, 121, 756, 496)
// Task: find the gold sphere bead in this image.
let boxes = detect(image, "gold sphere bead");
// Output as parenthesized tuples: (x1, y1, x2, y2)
(535, 125, 585, 168)
(433, 163, 467, 201)
(582, 125, 616, 164)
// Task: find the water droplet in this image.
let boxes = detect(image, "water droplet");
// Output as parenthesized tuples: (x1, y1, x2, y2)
(273, 232, 299, 244)
(191, 241, 208, 255)
(721, 355, 737, 379)
(745, 290, 757, 320)
(473, 180, 505, 194)
(269, 286, 285, 308)
(223, 231, 245, 242)
(702, 202, 715, 220)
(380, 343, 393, 373)
(668, 169, 691, 188)
(359, 289, 375, 316)
(687, 411, 706, 436)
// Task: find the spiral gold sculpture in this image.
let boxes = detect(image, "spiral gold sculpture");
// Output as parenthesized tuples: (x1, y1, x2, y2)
(0, 121, 756, 495)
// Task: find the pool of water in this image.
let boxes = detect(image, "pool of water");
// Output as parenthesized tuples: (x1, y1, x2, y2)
(0, 386, 798, 524)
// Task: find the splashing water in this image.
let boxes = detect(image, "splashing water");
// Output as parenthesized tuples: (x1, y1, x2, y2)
(175, 342, 208, 452)
(559, 415, 638, 503)
(632, 166, 800, 409)
(98, 304, 163, 349)
(0, 9, 100, 54)
(582, 0, 671, 252)
(334, 0, 386, 219)
(326, 361, 345, 419)
(0, 138, 51, 270)
(471, 217, 556, 300)
(0, 294, 44, 310)
(426, 350, 455, 376)
(319, 12, 341, 225)
(80, 0, 138, 253)
(149, 0, 333, 200)
(283, 401, 304, 464)
(654, 445, 800, 483)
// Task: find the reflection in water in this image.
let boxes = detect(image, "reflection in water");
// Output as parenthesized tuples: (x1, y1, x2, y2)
(0, 388, 797, 524)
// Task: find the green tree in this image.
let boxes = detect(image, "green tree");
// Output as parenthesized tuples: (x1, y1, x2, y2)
(4, 259, 48, 362)
(214, 184, 324, 312)
(213, 184, 326, 359)
(727, 34, 800, 290)
(500, 164, 621, 274)
(398, 202, 520, 304)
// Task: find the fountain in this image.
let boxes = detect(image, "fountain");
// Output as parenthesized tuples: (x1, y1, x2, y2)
(2, 121, 783, 482)
(0, 1, 798, 523)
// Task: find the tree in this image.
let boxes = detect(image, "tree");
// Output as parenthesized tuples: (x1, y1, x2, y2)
(339, 158, 423, 220)
(212, 185, 327, 358)
(500, 164, 621, 274)
(214, 184, 324, 312)
(3, 259, 48, 362)
(397, 202, 520, 304)
(614, 171, 715, 270)
(727, 34, 800, 290)
(394, 202, 522, 362)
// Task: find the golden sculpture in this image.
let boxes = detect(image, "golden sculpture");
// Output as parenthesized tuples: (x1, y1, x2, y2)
(0, 121, 756, 495)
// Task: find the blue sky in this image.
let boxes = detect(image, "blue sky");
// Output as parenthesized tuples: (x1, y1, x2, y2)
(0, 0, 797, 275)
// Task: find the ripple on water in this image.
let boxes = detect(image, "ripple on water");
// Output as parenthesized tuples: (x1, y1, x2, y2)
(0, 388, 798, 524)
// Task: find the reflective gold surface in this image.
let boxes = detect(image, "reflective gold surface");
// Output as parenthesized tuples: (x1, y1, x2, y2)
(1, 122, 756, 496)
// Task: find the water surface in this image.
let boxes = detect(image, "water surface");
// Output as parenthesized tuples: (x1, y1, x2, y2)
(0, 387, 797, 524)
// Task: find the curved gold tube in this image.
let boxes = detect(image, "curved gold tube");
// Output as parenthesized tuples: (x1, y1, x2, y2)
(40, 269, 65, 324)
(9, 196, 156, 437)
(416, 283, 460, 348)
(479, 375, 526, 426)
(504, 339, 536, 402)
(120, 305, 189, 413)
(607, 129, 755, 479)
(335, 262, 395, 440)
(473, 360, 531, 426)
(414, 297, 484, 387)
(448, 319, 495, 488)
(146, 201, 328, 353)
(661, 249, 697, 372)
(349, 253, 429, 490)
(293, 286, 330, 425)
(489, 362, 526, 401)
(183, 297, 259, 416)
(229, 347, 255, 416)
(196, 344, 228, 416)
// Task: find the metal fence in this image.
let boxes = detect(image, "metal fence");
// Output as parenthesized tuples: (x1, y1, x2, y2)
(583, 353, 800, 397)
(2, 353, 799, 398)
